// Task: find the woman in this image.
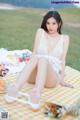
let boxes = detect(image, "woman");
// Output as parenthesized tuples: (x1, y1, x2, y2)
(4, 11, 73, 111)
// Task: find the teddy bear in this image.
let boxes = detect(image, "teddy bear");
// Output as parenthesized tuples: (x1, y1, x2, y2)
(0, 64, 9, 77)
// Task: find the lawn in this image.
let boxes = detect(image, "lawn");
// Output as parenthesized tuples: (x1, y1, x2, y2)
(0, 8, 80, 71)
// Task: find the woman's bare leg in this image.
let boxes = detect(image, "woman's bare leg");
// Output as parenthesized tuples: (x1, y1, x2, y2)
(7, 55, 38, 97)
(45, 64, 59, 88)
(29, 60, 73, 104)
(45, 63, 74, 88)
(29, 58, 48, 104)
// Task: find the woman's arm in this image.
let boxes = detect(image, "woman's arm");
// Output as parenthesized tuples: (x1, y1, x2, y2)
(60, 35, 74, 88)
(31, 28, 42, 57)
(61, 35, 69, 80)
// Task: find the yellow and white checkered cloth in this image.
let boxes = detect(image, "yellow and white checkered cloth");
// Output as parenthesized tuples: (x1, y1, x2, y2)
(0, 66, 80, 120)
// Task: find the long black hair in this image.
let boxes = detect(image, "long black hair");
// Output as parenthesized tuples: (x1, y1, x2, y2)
(41, 11, 63, 34)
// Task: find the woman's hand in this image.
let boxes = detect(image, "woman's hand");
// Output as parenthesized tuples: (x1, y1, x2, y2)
(60, 81, 74, 88)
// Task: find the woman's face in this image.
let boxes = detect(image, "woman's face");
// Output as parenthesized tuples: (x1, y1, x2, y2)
(46, 17, 59, 34)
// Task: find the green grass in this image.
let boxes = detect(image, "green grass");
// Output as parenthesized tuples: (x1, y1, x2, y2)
(0, 8, 80, 71)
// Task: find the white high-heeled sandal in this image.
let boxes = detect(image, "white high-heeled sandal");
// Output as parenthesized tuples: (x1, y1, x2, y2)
(4, 94, 17, 103)
(19, 92, 40, 111)
(4, 92, 40, 111)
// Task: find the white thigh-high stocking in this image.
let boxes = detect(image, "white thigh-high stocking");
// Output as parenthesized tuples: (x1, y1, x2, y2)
(7, 55, 38, 97)
(29, 58, 48, 104)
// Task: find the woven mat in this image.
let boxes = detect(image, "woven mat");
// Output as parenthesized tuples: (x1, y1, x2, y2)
(0, 66, 80, 120)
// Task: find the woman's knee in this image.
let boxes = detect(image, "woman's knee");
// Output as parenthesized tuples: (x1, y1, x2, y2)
(38, 58, 48, 65)
(30, 55, 38, 64)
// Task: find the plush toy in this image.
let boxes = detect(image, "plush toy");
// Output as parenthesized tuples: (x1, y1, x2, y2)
(18, 57, 30, 62)
(44, 102, 66, 119)
(0, 64, 9, 77)
(18, 52, 31, 63)
(0, 64, 4, 76)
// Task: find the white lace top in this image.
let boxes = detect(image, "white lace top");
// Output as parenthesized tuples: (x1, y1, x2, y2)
(36, 28, 64, 74)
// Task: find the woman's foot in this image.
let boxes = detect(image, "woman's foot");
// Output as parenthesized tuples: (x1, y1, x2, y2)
(4, 94, 17, 103)
(17, 92, 40, 112)
(27, 89, 41, 111)
(4, 84, 18, 103)
(27, 99, 40, 112)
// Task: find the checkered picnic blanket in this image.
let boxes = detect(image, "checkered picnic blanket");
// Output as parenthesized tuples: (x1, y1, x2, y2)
(0, 66, 80, 120)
